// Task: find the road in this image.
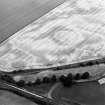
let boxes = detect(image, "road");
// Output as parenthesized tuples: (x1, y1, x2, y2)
(0, 79, 60, 105)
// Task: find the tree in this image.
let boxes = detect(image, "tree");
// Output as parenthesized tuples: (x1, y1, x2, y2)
(42, 77, 50, 83)
(81, 72, 90, 79)
(1, 74, 15, 83)
(35, 78, 41, 85)
(59, 75, 66, 82)
(74, 73, 81, 80)
(67, 73, 73, 80)
(62, 78, 73, 87)
(16, 80, 25, 87)
(51, 75, 57, 82)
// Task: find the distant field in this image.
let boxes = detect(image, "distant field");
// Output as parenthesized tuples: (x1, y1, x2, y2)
(0, 90, 37, 105)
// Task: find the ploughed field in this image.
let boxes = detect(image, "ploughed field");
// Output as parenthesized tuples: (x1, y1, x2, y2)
(0, 0, 105, 105)
(0, 0, 105, 72)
